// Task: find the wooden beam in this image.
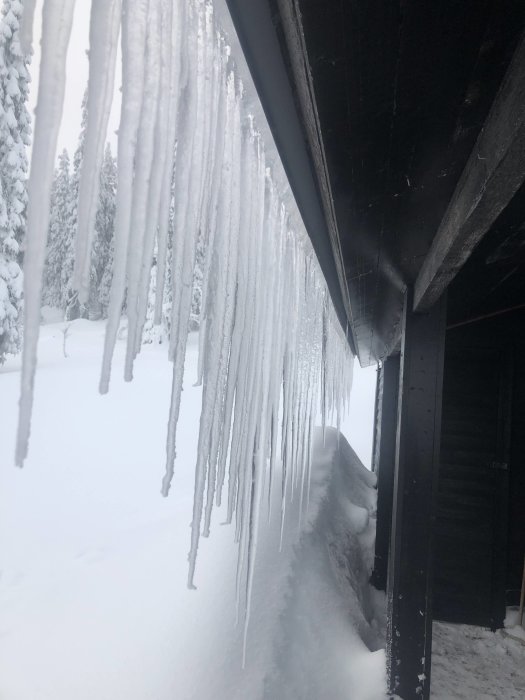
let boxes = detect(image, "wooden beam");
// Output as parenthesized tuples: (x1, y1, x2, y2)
(387, 289, 446, 700)
(414, 30, 525, 311)
(371, 355, 400, 592)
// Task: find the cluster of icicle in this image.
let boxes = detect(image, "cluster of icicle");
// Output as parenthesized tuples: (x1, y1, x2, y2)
(17, 0, 353, 609)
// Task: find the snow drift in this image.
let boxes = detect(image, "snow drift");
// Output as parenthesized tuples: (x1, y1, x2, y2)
(1, 322, 381, 700)
(265, 428, 386, 700)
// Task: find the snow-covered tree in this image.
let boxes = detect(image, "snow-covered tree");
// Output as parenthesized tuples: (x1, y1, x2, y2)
(190, 228, 204, 331)
(43, 139, 116, 319)
(90, 143, 116, 318)
(0, 0, 30, 361)
(64, 89, 88, 319)
(42, 149, 74, 310)
(142, 258, 160, 344)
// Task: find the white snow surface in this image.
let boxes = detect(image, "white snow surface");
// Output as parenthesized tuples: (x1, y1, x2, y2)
(0, 320, 385, 700)
(431, 618, 525, 699)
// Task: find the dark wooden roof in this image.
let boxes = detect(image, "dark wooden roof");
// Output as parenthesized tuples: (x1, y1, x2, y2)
(225, 0, 525, 365)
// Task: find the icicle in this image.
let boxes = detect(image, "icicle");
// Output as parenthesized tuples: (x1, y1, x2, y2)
(227, 128, 265, 540)
(15, 0, 77, 467)
(99, 0, 149, 394)
(221, 123, 255, 520)
(195, 40, 229, 387)
(241, 434, 265, 668)
(241, 179, 281, 664)
(202, 70, 240, 537)
(154, 0, 185, 324)
(161, 1, 202, 499)
(133, 0, 173, 356)
(266, 206, 288, 520)
(233, 139, 268, 623)
(161, 360, 183, 497)
(17, 0, 356, 630)
(215, 107, 249, 508)
(321, 295, 328, 444)
(124, 0, 162, 380)
(73, 0, 121, 303)
(188, 67, 243, 585)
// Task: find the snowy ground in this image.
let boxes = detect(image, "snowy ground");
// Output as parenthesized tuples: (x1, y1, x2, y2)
(0, 319, 383, 700)
(432, 614, 525, 700)
(2, 319, 523, 700)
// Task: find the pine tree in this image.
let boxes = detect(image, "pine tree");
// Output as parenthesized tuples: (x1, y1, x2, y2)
(91, 143, 116, 318)
(160, 167, 175, 339)
(0, 0, 30, 361)
(142, 258, 160, 344)
(64, 89, 88, 320)
(190, 228, 205, 331)
(42, 150, 73, 310)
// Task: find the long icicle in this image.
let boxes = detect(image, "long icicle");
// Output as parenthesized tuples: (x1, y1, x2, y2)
(99, 0, 149, 394)
(133, 0, 173, 356)
(161, 0, 198, 497)
(124, 0, 162, 380)
(17, 0, 355, 637)
(154, 0, 185, 324)
(72, 0, 122, 303)
(15, 0, 77, 467)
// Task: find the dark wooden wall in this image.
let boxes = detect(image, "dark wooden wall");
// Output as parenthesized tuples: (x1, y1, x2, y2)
(508, 337, 525, 604)
(434, 346, 510, 627)
(433, 308, 525, 627)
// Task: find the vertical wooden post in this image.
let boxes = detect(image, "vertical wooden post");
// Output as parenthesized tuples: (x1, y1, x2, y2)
(387, 288, 446, 700)
(518, 557, 525, 625)
(492, 350, 513, 628)
(371, 354, 400, 591)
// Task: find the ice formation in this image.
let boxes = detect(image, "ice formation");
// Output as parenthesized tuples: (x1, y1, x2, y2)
(16, 0, 77, 466)
(16, 0, 353, 611)
(72, 0, 121, 305)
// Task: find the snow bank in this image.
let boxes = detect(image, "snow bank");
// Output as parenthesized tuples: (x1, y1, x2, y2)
(0, 321, 379, 700)
(432, 617, 525, 699)
(265, 429, 386, 700)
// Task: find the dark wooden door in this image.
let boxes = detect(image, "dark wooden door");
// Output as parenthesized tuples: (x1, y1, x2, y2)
(433, 346, 511, 629)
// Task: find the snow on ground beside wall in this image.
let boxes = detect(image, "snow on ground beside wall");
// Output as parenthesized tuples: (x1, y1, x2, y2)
(431, 617, 525, 700)
(0, 319, 384, 700)
(264, 435, 385, 700)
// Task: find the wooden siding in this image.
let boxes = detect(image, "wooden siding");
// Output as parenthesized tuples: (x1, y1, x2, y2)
(509, 353, 525, 604)
(434, 347, 509, 628)
(434, 308, 525, 627)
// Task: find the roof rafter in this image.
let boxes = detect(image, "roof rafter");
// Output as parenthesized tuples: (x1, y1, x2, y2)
(414, 30, 525, 312)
